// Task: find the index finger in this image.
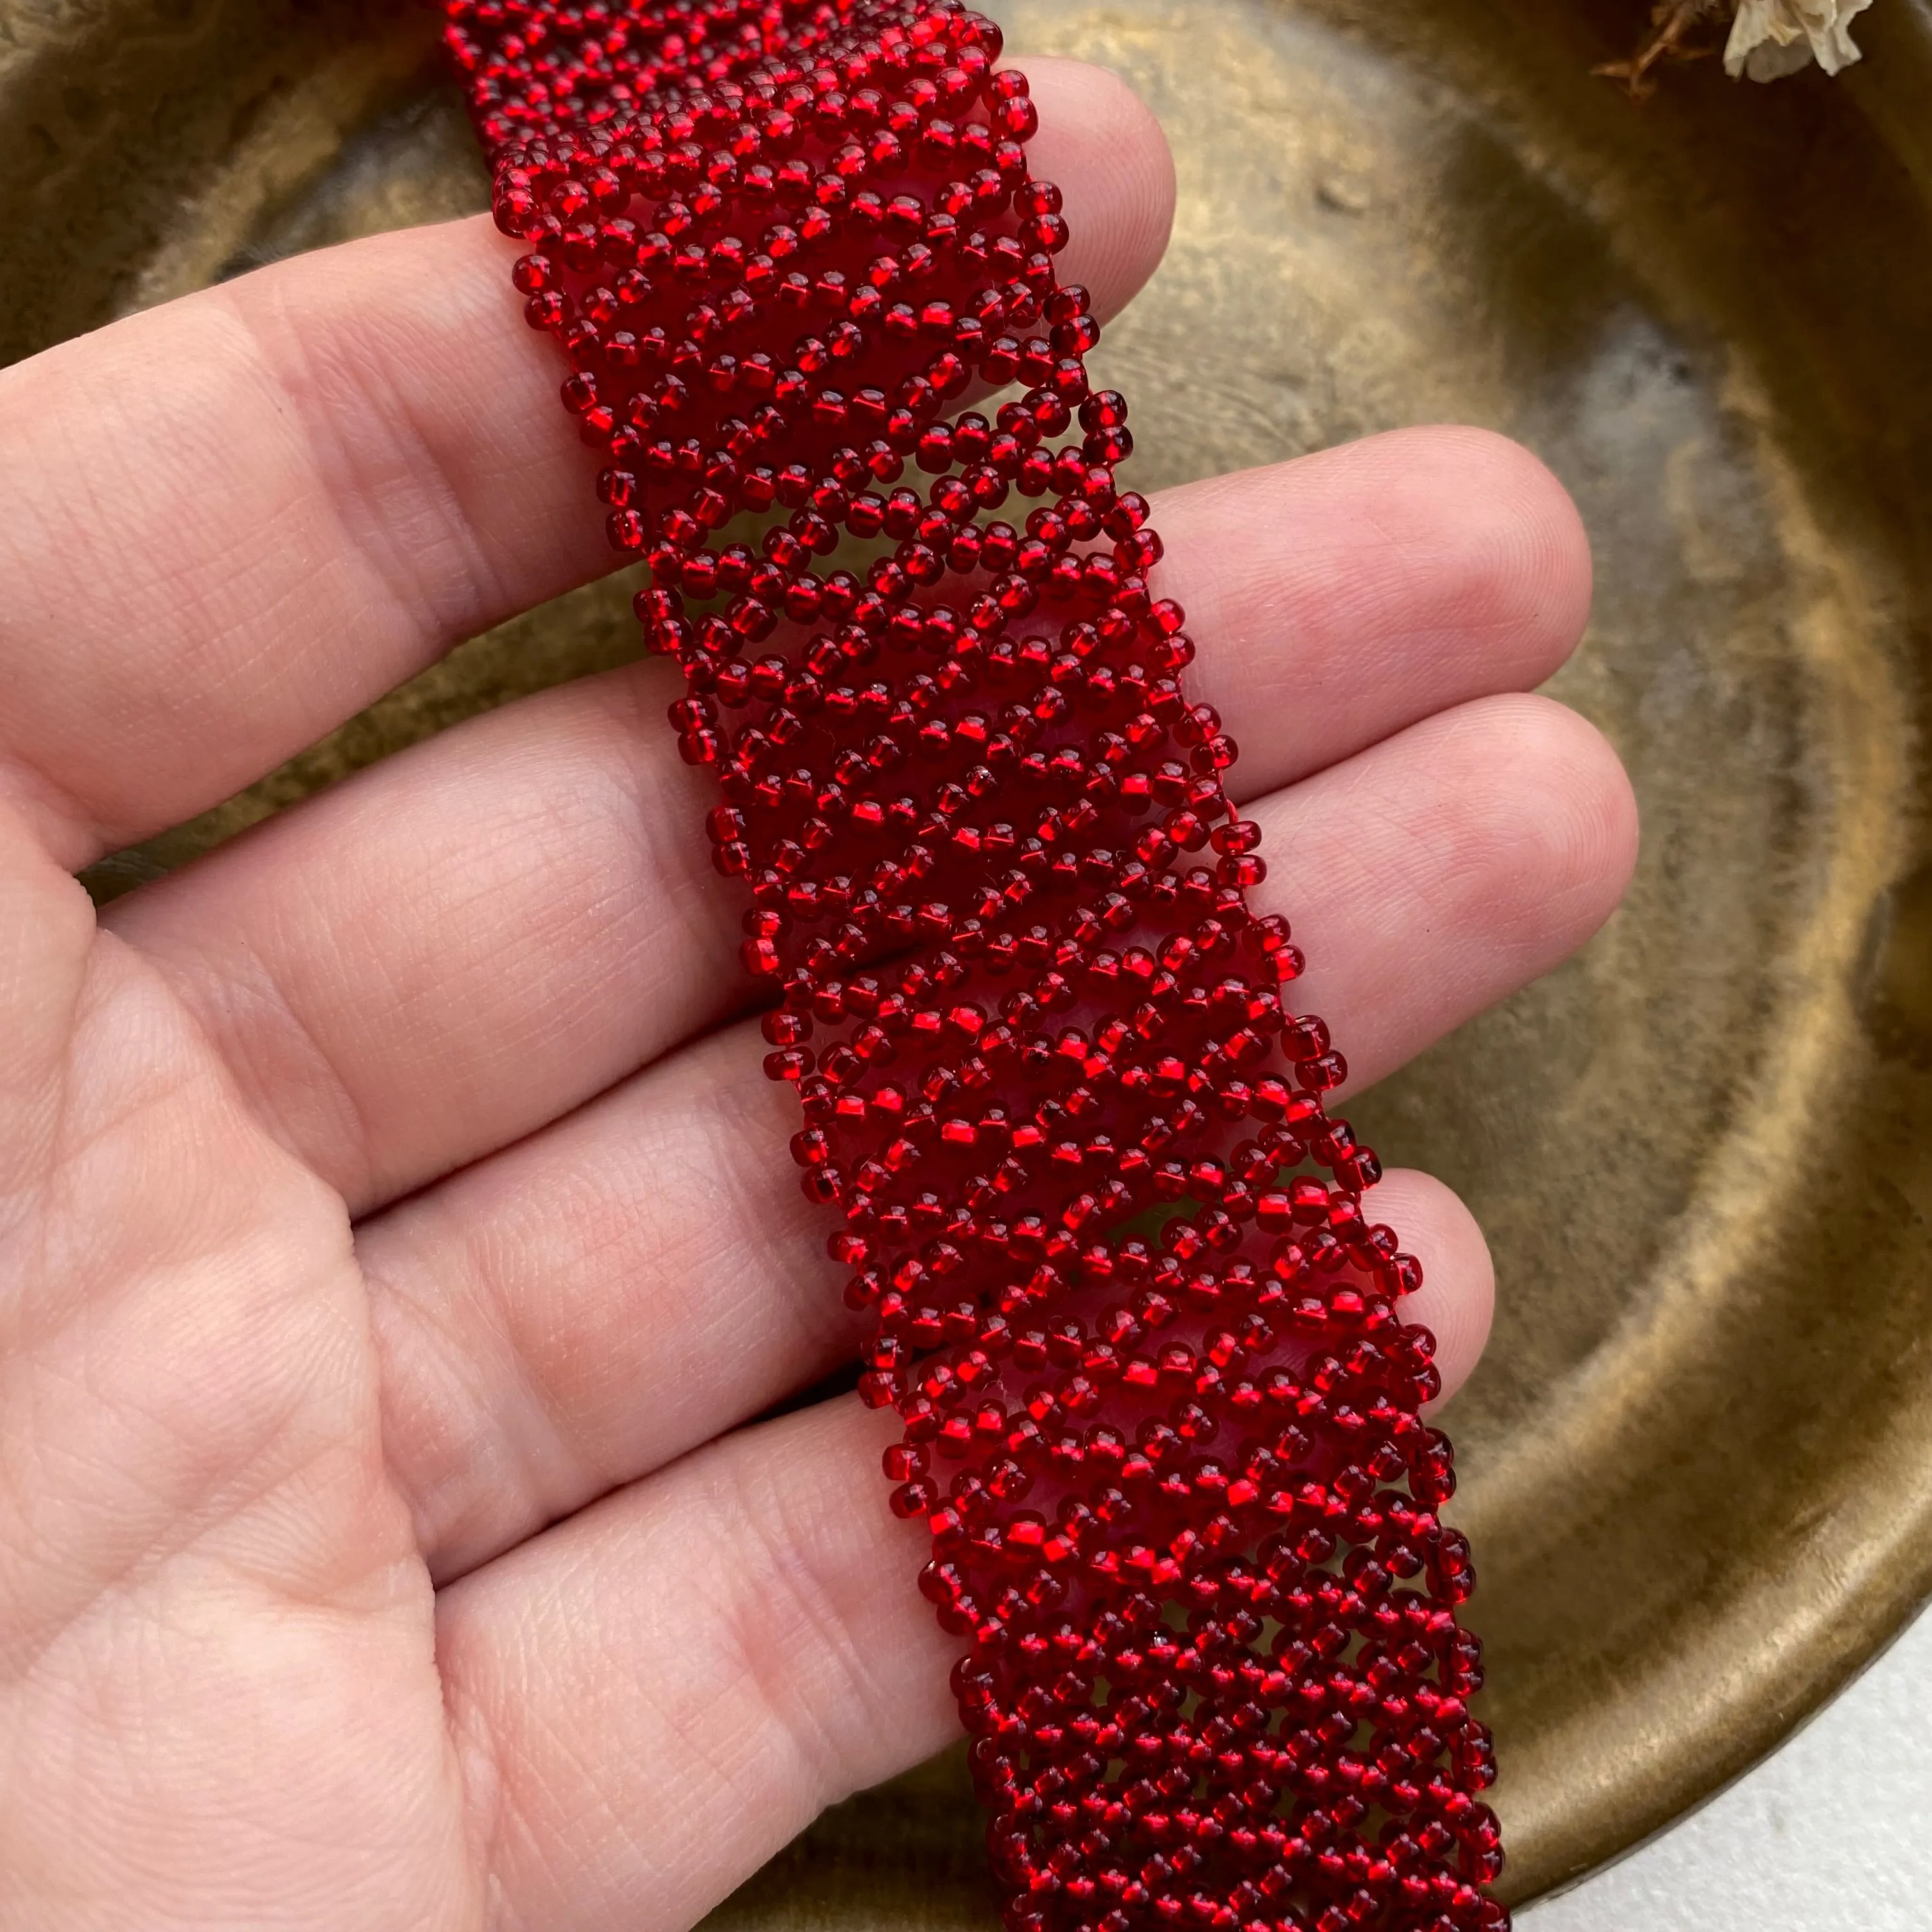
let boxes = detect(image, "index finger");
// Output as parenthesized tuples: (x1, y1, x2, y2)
(0, 59, 1173, 869)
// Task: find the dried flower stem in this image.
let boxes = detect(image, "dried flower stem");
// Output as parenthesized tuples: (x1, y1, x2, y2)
(1595, 0, 1734, 98)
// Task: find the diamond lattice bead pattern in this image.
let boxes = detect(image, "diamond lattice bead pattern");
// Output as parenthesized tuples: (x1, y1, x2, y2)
(441, 4, 1505, 1928)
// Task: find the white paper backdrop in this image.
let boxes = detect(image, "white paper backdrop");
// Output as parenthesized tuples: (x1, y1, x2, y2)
(1520, 1602, 1932, 1931)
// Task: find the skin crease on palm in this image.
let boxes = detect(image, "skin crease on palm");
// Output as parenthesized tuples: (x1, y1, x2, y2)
(0, 54, 1636, 1932)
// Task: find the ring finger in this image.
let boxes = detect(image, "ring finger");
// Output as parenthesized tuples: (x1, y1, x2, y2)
(363, 687, 1632, 1581)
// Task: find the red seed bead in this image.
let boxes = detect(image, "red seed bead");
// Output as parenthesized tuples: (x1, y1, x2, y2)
(447, 4, 1499, 1928)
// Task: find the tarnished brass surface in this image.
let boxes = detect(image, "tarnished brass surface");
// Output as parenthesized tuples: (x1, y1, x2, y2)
(7, 0, 1932, 1911)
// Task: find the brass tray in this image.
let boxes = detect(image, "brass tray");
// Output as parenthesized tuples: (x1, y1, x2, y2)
(8, 0, 1932, 1913)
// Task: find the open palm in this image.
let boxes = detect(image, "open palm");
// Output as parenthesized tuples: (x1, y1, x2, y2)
(0, 60, 1634, 1932)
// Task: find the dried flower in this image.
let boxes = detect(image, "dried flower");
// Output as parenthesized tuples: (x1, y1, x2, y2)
(1598, 0, 1878, 94)
(1724, 0, 1875, 79)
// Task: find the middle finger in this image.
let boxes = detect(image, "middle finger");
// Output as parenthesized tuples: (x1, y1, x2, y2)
(107, 427, 1590, 1215)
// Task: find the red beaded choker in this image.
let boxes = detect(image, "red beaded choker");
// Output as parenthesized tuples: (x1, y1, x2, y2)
(443, 4, 1505, 1928)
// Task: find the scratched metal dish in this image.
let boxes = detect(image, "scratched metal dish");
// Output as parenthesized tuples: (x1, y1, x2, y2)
(8, 0, 1932, 1912)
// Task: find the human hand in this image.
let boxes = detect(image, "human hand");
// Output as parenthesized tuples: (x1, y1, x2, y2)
(0, 60, 1634, 1932)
